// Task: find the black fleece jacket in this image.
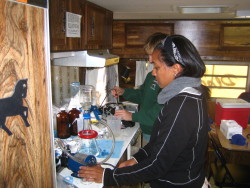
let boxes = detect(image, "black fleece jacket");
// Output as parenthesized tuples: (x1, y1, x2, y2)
(104, 88, 208, 188)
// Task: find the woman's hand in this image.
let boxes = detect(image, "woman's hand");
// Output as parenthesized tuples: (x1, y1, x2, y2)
(115, 110, 132, 121)
(118, 158, 137, 168)
(78, 165, 104, 183)
(111, 86, 125, 97)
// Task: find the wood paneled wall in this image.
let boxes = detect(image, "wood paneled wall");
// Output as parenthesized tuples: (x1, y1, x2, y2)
(0, 1, 53, 187)
(112, 20, 250, 60)
(112, 20, 250, 88)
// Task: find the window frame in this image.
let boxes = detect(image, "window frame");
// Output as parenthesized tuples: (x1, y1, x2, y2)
(203, 61, 250, 99)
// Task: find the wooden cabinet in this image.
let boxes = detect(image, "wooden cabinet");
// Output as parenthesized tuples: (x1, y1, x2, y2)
(50, 0, 113, 51)
(49, 0, 84, 52)
(112, 21, 175, 58)
(125, 23, 174, 47)
(220, 24, 250, 50)
(82, 1, 113, 49)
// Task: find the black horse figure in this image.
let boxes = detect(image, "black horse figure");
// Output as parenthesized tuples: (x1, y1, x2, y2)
(0, 79, 30, 135)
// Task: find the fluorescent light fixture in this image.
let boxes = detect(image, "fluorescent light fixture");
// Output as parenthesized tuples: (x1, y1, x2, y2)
(179, 6, 225, 14)
(236, 10, 250, 17)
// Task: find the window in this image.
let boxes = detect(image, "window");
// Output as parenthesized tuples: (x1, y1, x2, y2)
(202, 62, 250, 99)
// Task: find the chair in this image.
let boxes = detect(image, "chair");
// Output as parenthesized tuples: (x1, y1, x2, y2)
(238, 92, 250, 103)
(238, 92, 250, 124)
(208, 132, 250, 188)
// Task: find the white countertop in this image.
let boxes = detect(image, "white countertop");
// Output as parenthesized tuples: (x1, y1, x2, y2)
(57, 123, 140, 188)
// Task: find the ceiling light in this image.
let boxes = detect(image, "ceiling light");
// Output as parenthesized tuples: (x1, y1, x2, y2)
(179, 6, 226, 14)
(236, 10, 250, 18)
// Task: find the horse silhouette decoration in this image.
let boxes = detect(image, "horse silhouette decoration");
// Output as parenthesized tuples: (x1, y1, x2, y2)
(0, 79, 30, 135)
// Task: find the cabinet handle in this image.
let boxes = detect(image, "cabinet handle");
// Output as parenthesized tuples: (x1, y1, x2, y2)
(61, 8, 66, 33)
(240, 43, 250, 45)
(91, 16, 95, 37)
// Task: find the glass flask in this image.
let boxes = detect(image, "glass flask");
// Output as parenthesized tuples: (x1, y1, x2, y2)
(78, 130, 100, 156)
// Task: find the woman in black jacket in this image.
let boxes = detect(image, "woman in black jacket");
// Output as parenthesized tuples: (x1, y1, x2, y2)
(78, 35, 208, 188)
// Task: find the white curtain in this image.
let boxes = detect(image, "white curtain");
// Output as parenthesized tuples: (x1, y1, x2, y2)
(135, 61, 153, 87)
(51, 66, 79, 107)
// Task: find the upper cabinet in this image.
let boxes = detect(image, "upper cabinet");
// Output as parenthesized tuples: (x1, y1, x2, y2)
(82, 1, 113, 49)
(49, 0, 113, 52)
(125, 23, 174, 47)
(220, 24, 250, 50)
(49, 0, 84, 52)
(112, 21, 175, 58)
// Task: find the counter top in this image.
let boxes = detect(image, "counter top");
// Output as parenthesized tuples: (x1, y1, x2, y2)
(215, 124, 250, 151)
(57, 123, 140, 188)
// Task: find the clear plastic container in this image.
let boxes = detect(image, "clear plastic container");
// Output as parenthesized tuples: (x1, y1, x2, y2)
(70, 82, 80, 98)
(107, 116, 121, 137)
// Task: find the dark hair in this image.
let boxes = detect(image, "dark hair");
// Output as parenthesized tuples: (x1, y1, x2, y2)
(155, 35, 206, 78)
(144, 32, 168, 54)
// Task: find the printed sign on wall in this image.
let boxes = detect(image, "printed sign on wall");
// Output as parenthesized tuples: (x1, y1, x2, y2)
(66, 12, 82, 38)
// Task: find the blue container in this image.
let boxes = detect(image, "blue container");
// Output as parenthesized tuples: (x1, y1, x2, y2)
(68, 154, 96, 177)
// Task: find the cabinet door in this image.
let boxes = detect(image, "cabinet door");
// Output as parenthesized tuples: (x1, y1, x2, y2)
(125, 23, 174, 47)
(1, 1, 53, 187)
(66, 0, 83, 50)
(83, 2, 113, 49)
(220, 24, 250, 50)
(104, 10, 113, 49)
(49, 0, 67, 51)
(50, 0, 84, 51)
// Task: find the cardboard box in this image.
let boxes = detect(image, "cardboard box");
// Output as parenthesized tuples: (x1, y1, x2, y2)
(220, 120, 242, 139)
(215, 98, 250, 128)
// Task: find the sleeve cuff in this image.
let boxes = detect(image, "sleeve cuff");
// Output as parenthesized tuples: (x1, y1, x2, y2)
(132, 112, 138, 122)
(131, 157, 138, 164)
(103, 168, 118, 186)
(133, 148, 148, 162)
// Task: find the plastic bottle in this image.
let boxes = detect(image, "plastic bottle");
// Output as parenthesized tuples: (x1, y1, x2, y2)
(68, 107, 81, 136)
(57, 108, 70, 139)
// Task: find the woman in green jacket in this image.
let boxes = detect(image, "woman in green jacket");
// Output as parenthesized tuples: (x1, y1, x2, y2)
(112, 33, 167, 145)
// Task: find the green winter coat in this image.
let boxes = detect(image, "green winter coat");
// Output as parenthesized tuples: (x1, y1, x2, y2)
(122, 72, 163, 134)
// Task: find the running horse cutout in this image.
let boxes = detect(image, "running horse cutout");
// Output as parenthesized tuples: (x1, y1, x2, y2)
(0, 79, 30, 135)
